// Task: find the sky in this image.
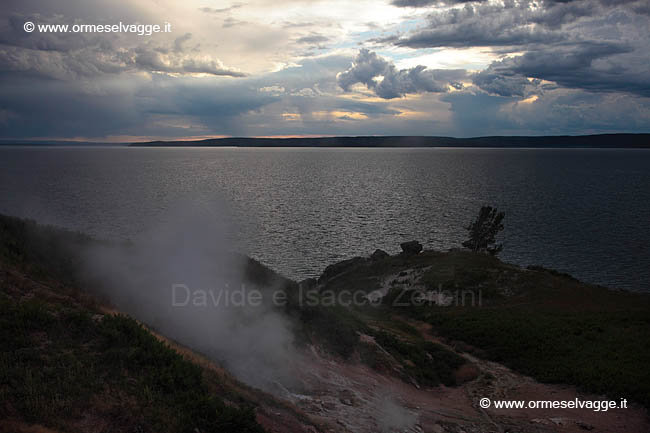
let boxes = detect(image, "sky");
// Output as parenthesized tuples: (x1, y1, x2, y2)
(1, 0, 649, 141)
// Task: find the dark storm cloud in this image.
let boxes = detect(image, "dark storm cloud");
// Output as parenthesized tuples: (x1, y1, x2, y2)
(472, 69, 537, 97)
(1, 0, 648, 138)
(0, 53, 358, 139)
(382, 0, 650, 99)
(386, 0, 648, 49)
(391, 0, 640, 9)
(140, 77, 278, 117)
(1, 13, 107, 51)
(472, 41, 650, 97)
(2, 0, 143, 25)
(0, 73, 277, 138)
(0, 75, 146, 138)
(0, 14, 128, 79)
(441, 88, 650, 136)
(337, 49, 464, 99)
(388, 2, 573, 49)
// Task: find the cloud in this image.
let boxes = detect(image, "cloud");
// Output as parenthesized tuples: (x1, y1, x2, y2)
(127, 42, 248, 76)
(0, 0, 648, 138)
(473, 41, 650, 97)
(259, 85, 285, 95)
(222, 17, 248, 28)
(198, 3, 244, 14)
(391, 0, 482, 6)
(0, 20, 246, 79)
(296, 34, 329, 44)
(387, 2, 566, 49)
(383, 0, 648, 49)
(380, 0, 650, 99)
(0, 73, 277, 139)
(472, 69, 537, 97)
(173, 32, 192, 52)
(441, 87, 650, 136)
(337, 49, 463, 99)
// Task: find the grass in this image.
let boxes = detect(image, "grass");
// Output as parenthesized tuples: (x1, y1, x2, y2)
(0, 213, 265, 432)
(4, 210, 650, 418)
(428, 307, 650, 407)
(0, 213, 93, 284)
(0, 296, 263, 432)
(371, 330, 465, 387)
(378, 250, 650, 408)
(286, 298, 369, 358)
(277, 276, 471, 387)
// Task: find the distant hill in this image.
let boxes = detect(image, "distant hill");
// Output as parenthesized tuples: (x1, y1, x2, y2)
(132, 134, 650, 148)
(0, 140, 119, 146)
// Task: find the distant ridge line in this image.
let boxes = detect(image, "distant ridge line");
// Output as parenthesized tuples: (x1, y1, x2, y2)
(132, 134, 650, 148)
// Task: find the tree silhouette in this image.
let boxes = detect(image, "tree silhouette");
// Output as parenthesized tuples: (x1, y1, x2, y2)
(462, 206, 505, 255)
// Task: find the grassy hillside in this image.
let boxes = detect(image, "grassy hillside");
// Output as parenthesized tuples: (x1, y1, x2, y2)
(368, 250, 650, 407)
(0, 214, 317, 433)
(0, 298, 262, 432)
(0, 214, 262, 432)
(288, 243, 650, 407)
(2, 211, 649, 432)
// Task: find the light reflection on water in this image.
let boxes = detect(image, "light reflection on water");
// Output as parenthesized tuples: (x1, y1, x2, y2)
(1, 146, 649, 291)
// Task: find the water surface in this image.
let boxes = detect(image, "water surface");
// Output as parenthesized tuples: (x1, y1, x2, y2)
(1, 146, 648, 291)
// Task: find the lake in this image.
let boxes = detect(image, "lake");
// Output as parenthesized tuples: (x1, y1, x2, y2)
(1, 146, 649, 291)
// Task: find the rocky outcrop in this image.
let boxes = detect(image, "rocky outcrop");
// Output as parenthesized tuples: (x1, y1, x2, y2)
(318, 256, 368, 283)
(400, 240, 423, 255)
(370, 249, 389, 261)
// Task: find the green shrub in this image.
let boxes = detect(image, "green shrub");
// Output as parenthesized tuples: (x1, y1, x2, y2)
(0, 299, 263, 432)
(372, 331, 464, 387)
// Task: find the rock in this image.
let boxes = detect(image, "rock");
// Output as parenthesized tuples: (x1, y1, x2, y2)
(370, 249, 389, 261)
(318, 256, 367, 283)
(400, 240, 423, 255)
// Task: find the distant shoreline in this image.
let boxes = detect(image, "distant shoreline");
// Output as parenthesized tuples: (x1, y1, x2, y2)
(1, 133, 650, 148)
(130, 134, 650, 148)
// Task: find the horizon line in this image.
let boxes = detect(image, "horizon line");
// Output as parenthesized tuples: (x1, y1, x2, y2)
(2, 132, 650, 146)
